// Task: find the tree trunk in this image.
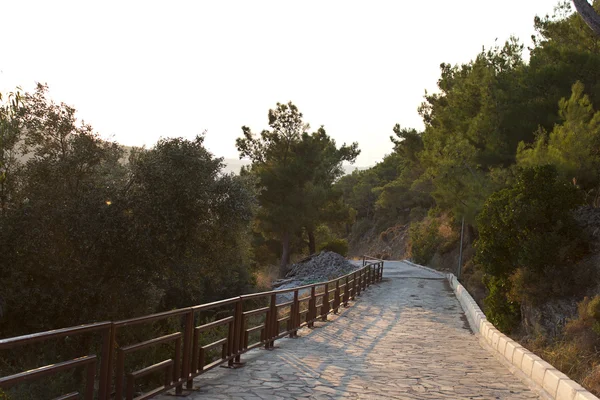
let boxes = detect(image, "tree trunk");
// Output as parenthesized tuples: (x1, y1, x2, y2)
(573, 0, 600, 37)
(280, 231, 291, 277)
(307, 230, 316, 255)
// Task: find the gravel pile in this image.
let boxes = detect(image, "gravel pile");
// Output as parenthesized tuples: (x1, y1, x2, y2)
(285, 251, 358, 281)
(273, 251, 360, 302)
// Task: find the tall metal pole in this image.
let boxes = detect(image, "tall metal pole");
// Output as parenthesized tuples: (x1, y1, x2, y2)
(457, 216, 465, 279)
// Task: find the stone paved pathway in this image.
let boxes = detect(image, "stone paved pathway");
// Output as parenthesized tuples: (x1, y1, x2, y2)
(159, 261, 540, 399)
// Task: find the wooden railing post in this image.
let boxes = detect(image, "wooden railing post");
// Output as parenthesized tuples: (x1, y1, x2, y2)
(234, 298, 244, 363)
(290, 290, 299, 338)
(362, 268, 367, 291)
(321, 283, 329, 321)
(264, 308, 271, 349)
(192, 326, 200, 376)
(333, 280, 341, 314)
(115, 347, 125, 400)
(106, 325, 117, 400)
(308, 287, 316, 328)
(85, 358, 96, 400)
(98, 325, 112, 400)
(174, 336, 182, 389)
(226, 319, 234, 368)
(343, 276, 349, 307)
(268, 293, 277, 348)
(180, 310, 193, 393)
(356, 271, 362, 296)
(351, 272, 357, 300)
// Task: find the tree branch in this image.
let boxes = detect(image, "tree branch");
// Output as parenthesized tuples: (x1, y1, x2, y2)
(573, 0, 600, 36)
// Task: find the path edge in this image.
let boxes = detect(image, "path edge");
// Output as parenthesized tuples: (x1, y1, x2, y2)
(402, 260, 598, 400)
(447, 271, 598, 400)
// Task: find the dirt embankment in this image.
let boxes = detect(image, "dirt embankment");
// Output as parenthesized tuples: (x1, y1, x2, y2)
(348, 224, 409, 260)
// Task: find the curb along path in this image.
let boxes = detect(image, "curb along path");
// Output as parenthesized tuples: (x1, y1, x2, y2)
(159, 261, 539, 399)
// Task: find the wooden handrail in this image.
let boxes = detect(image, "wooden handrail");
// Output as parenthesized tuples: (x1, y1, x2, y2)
(0, 256, 384, 400)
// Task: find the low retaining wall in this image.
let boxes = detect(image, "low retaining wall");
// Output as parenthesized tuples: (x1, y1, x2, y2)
(403, 260, 598, 400)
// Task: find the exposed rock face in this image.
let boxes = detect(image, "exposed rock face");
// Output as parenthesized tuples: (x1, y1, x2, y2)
(521, 299, 579, 338)
(575, 206, 600, 245)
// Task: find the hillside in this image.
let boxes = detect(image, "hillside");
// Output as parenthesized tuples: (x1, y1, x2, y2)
(222, 158, 370, 175)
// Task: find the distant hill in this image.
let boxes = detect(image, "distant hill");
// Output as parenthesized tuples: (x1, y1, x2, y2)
(222, 158, 370, 175)
(19, 146, 369, 176)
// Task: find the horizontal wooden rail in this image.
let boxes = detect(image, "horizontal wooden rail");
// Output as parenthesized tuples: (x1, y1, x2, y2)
(0, 256, 384, 399)
(0, 356, 97, 400)
(54, 393, 80, 400)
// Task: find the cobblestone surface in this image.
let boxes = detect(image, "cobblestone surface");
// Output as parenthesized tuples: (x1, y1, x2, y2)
(159, 261, 539, 399)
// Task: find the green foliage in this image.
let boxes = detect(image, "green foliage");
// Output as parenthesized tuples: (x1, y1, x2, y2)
(237, 102, 359, 272)
(531, 1, 600, 108)
(128, 136, 256, 309)
(0, 89, 22, 220)
(475, 165, 586, 330)
(517, 81, 600, 201)
(483, 276, 521, 332)
(418, 38, 530, 222)
(566, 295, 600, 337)
(331, 6, 600, 391)
(476, 165, 583, 280)
(318, 238, 349, 257)
(0, 85, 257, 396)
(408, 219, 441, 265)
(337, 125, 432, 245)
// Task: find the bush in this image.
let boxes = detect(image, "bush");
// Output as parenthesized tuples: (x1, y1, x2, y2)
(475, 165, 586, 332)
(409, 219, 441, 265)
(409, 206, 427, 222)
(483, 275, 521, 332)
(567, 296, 600, 341)
(319, 239, 349, 257)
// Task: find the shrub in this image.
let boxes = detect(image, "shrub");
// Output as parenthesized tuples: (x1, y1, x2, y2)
(319, 239, 349, 257)
(567, 296, 600, 341)
(475, 165, 586, 332)
(409, 219, 441, 265)
(409, 206, 427, 222)
(483, 275, 521, 332)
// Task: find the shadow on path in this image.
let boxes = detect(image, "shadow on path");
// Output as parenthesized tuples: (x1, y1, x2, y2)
(158, 261, 539, 400)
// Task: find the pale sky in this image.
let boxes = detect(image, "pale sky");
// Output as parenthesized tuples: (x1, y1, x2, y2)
(2, 0, 562, 166)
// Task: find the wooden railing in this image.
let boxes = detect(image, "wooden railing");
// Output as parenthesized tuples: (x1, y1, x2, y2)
(0, 257, 384, 400)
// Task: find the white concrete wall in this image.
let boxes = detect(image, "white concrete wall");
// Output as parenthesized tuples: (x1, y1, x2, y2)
(403, 260, 598, 400)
